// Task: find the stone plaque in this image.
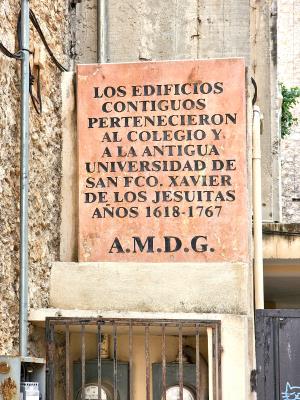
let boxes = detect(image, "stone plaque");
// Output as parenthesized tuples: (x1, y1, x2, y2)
(77, 59, 248, 262)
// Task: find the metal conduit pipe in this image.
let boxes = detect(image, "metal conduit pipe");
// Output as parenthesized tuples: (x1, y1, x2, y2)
(97, 0, 108, 63)
(19, 0, 30, 356)
(252, 105, 264, 309)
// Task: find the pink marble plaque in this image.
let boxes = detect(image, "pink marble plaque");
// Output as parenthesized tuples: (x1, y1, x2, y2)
(77, 59, 249, 262)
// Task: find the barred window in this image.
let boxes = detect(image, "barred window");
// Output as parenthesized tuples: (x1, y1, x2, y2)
(46, 318, 221, 400)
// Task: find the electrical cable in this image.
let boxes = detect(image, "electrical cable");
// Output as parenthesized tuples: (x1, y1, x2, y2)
(29, 9, 67, 72)
(29, 64, 42, 114)
(0, 42, 23, 59)
(1, 7, 68, 114)
(251, 77, 257, 106)
(17, 12, 42, 114)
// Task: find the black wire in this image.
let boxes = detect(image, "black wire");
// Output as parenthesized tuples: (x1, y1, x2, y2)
(0, 42, 22, 59)
(1, 8, 68, 114)
(15, 9, 68, 114)
(14, 9, 67, 72)
(29, 65, 43, 114)
(251, 77, 258, 106)
(16, 12, 42, 114)
(29, 9, 68, 72)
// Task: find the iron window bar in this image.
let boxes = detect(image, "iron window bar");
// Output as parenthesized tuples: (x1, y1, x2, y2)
(46, 317, 222, 400)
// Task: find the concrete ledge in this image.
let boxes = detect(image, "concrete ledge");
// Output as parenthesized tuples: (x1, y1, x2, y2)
(49, 262, 250, 314)
(29, 308, 243, 324)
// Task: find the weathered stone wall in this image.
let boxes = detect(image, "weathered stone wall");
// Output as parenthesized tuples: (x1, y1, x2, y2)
(0, 0, 69, 354)
(278, 0, 300, 222)
(250, 0, 281, 222)
(75, 0, 250, 64)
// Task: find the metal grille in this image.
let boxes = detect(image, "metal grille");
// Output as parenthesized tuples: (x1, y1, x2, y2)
(46, 317, 221, 400)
